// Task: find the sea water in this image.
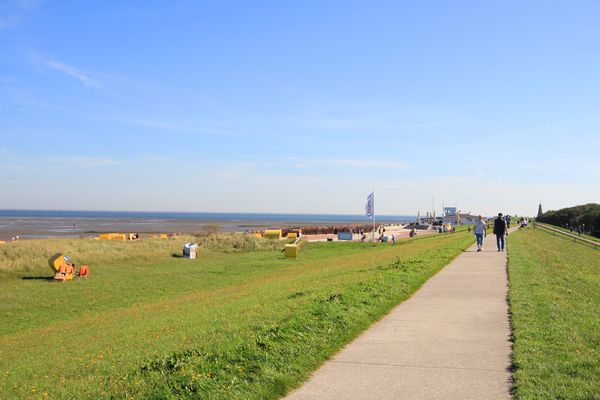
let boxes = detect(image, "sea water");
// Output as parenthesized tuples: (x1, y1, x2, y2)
(0, 210, 417, 240)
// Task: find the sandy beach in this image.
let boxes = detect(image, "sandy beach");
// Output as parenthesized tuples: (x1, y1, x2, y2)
(0, 216, 215, 241)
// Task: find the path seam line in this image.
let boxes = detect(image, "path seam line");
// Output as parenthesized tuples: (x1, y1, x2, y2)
(329, 359, 508, 373)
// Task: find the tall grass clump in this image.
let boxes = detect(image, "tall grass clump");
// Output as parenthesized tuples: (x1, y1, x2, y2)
(196, 233, 284, 253)
(0, 236, 192, 273)
(0, 233, 286, 274)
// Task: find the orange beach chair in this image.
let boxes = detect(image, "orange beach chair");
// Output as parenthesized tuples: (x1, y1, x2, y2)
(79, 265, 89, 279)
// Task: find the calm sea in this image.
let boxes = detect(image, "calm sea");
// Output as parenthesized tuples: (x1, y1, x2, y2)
(0, 210, 417, 240)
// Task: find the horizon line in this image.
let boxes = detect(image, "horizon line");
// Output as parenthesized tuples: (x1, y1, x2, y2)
(0, 208, 421, 218)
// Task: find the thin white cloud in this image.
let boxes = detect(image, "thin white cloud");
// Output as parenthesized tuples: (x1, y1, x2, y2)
(423, 175, 470, 184)
(7, 90, 67, 112)
(15, 0, 42, 9)
(320, 118, 359, 130)
(211, 157, 410, 171)
(413, 122, 444, 128)
(118, 117, 278, 141)
(0, 0, 43, 29)
(40, 58, 101, 88)
(324, 159, 409, 169)
(61, 156, 123, 168)
(143, 155, 170, 163)
(127, 119, 180, 130)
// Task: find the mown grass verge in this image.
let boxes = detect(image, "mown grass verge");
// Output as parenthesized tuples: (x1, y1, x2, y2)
(0, 231, 472, 399)
(508, 228, 600, 399)
(536, 222, 600, 244)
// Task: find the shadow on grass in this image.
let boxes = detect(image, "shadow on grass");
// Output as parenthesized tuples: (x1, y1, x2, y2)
(21, 276, 54, 281)
(171, 253, 183, 258)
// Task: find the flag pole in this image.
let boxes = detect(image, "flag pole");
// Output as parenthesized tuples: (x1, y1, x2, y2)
(372, 189, 376, 242)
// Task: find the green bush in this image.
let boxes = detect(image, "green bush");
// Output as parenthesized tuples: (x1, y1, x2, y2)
(537, 203, 600, 238)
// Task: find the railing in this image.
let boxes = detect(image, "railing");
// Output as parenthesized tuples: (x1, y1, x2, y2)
(533, 222, 600, 250)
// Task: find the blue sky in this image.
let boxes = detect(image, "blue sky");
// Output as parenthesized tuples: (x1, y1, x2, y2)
(1, 0, 599, 216)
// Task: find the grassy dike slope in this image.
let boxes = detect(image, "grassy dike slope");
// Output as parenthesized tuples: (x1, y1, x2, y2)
(508, 228, 600, 399)
(1, 232, 471, 399)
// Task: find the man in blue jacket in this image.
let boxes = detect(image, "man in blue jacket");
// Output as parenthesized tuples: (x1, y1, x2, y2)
(493, 213, 508, 252)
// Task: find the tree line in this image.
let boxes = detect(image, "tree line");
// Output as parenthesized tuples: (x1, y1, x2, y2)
(536, 203, 600, 238)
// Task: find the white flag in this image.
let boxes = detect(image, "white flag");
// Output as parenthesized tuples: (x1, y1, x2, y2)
(365, 191, 374, 218)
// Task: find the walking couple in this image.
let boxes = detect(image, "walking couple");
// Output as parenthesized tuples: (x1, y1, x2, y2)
(474, 213, 508, 252)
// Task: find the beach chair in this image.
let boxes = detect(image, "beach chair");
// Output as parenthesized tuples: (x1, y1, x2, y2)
(79, 265, 89, 279)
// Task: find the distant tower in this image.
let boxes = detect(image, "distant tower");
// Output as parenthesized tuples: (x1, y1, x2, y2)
(537, 202, 543, 218)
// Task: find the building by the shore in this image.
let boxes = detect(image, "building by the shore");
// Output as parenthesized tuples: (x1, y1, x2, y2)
(442, 207, 479, 225)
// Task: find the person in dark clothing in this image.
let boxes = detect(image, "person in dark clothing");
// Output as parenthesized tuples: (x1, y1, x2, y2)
(493, 213, 508, 251)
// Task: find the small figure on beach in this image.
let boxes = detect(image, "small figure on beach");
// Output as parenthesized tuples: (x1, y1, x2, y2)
(474, 215, 486, 252)
(493, 213, 508, 252)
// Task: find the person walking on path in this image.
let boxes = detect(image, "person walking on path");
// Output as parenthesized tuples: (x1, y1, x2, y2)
(474, 215, 486, 252)
(493, 213, 508, 251)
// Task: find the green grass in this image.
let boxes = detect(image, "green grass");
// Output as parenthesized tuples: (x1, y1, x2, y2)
(536, 222, 600, 243)
(508, 228, 600, 399)
(0, 232, 472, 399)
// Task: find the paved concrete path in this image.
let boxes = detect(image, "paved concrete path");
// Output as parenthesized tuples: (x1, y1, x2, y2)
(285, 233, 512, 400)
